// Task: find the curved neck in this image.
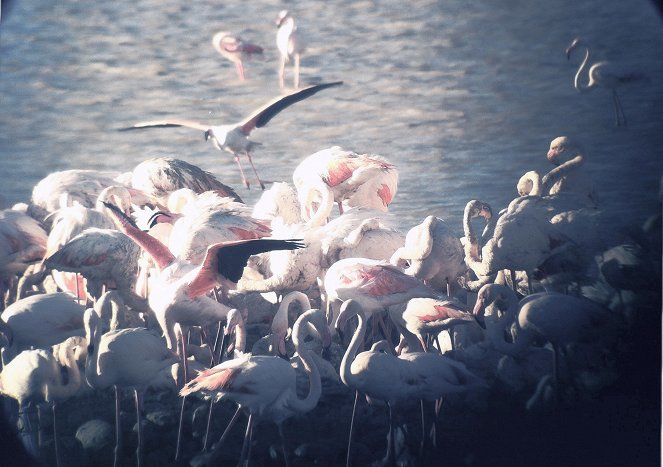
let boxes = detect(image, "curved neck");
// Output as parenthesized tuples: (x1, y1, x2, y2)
(46, 340, 82, 401)
(574, 47, 592, 91)
(303, 184, 334, 228)
(542, 154, 584, 194)
(518, 171, 542, 196)
(94, 290, 126, 331)
(338, 306, 366, 388)
(287, 310, 321, 413)
(84, 310, 103, 389)
(97, 186, 132, 216)
(463, 202, 478, 243)
(272, 291, 312, 355)
(482, 287, 528, 356)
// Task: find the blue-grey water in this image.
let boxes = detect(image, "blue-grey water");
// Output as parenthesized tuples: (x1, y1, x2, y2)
(1, 0, 662, 238)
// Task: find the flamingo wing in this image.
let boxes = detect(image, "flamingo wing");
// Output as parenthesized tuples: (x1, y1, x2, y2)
(119, 118, 209, 132)
(239, 81, 343, 133)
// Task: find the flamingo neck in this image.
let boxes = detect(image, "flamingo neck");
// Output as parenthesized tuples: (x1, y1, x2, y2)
(83, 310, 103, 389)
(574, 47, 594, 92)
(272, 291, 312, 355)
(287, 310, 321, 414)
(483, 287, 527, 356)
(45, 339, 82, 402)
(303, 184, 334, 228)
(338, 306, 366, 388)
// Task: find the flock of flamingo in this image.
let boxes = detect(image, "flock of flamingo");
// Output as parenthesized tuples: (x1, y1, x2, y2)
(0, 11, 660, 467)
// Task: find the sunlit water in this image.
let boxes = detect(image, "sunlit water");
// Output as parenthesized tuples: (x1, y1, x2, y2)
(1, 0, 662, 239)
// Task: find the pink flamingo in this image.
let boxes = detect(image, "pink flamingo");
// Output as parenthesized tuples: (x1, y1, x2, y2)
(293, 146, 398, 223)
(212, 31, 263, 80)
(121, 82, 343, 190)
(103, 202, 304, 351)
(276, 10, 304, 89)
(335, 299, 485, 466)
(180, 307, 325, 467)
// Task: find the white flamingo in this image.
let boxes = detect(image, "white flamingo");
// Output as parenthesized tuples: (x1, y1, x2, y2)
(335, 299, 485, 466)
(121, 82, 343, 190)
(276, 10, 304, 89)
(180, 308, 325, 467)
(212, 31, 263, 81)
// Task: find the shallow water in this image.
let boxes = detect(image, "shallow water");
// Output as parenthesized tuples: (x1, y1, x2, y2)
(1, 0, 662, 239)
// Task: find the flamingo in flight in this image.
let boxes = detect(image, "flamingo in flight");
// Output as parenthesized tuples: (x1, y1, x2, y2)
(212, 31, 263, 81)
(120, 82, 343, 190)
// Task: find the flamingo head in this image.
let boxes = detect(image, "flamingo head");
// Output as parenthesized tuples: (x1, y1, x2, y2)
(565, 37, 581, 59)
(276, 10, 290, 27)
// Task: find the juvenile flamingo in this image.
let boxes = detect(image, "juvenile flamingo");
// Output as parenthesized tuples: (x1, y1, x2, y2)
(212, 31, 263, 81)
(121, 82, 343, 190)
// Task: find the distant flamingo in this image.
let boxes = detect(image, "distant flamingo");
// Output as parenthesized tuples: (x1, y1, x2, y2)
(181, 308, 325, 467)
(84, 307, 179, 467)
(390, 216, 465, 296)
(121, 82, 343, 190)
(566, 37, 639, 127)
(293, 147, 398, 223)
(103, 201, 305, 351)
(0, 336, 82, 467)
(212, 31, 263, 80)
(276, 10, 304, 89)
(335, 299, 485, 466)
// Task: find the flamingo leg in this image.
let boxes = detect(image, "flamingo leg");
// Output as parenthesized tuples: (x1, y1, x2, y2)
(277, 423, 291, 467)
(613, 90, 627, 126)
(233, 153, 251, 189)
(134, 389, 144, 467)
(52, 403, 61, 467)
(345, 390, 360, 467)
(174, 395, 186, 461)
(238, 412, 255, 467)
(114, 385, 122, 467)
(245, 152, 266, 190)
(293, 53, 301, 89)
(278, 57, 286, 89)
(210, 405, 243, 453)
(235, 61, 245, 81)
(382, 402, 396, 466)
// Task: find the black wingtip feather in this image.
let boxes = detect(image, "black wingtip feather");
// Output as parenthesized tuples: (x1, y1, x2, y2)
(102, 201, 139, 229)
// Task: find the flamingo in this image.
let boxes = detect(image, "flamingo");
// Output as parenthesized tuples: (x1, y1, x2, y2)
(276, 10, 304, 89)
(211, 31, 263, 81)
(180, 307, 325, 467)
(120, 82, 343, 190)
(0, 336, 83, 467)
(103, 201, 305, 351)
(390, 216, 465, 296)
(293, 146, 398, 222)
(542, 136, 599, 206)
(251, 182, 303, 227)
(401, 297, 479, 352)
(565, 37, 640, 127)
(42, 228, 148, 311)
(335, 299, 485, 466)
(83, 307, 179, 467)
(129, 157, 242, 207)
(1, 292, 85, 357)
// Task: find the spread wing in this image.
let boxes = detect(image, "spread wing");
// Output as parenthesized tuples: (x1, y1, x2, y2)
(119, 118, 209, 132)
(240, 81, 343, 133)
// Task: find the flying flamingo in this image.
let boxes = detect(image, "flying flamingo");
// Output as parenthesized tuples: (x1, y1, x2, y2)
(181, 307, 325, 467)
(103, 201, 305, 351)
(0, 336, 83, 467)
(565, 37, 640, 127)
(276, 10, 304, 89)
(129, 157, 243, 207)
(293, 146, 398, 223)
(83, 307, 179, 467)
(390, 216, 465, 296)
(335, 299, 485, 466)
(212, 31, 263, 81)
(120, 82, 343, 190)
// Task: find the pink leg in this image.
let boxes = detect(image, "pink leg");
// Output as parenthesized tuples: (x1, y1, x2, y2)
(233, 154, 251, 189)
(235, 62, 245, 80)
(245, 152, 265, 190)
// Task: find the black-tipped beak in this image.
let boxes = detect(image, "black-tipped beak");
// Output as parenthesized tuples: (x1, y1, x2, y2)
(204, 130, 211, 141)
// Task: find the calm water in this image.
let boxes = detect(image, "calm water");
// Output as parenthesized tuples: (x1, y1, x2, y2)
(1, 0, 662, 238)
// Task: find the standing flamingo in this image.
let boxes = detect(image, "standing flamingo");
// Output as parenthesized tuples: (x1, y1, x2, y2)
(276, 10, 304, 89)
(0, 336, 82, 467)
(335, 299, 485, 466)
(542, 136, 599, 206)
(121, 82, 343, 190)
(565, 37, 639, 127)
(212, 31, 263, 81)
(390, 216, 465, 296)
(83, 307, 178, 467)
(180, 308, 325, 466)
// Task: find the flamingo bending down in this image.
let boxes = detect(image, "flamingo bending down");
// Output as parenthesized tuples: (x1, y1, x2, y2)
(0, 336, 82, 466)
(212, 31, 263, 80)
(120, 82, 343, 190)
(276, 10, 304, 89)
(335, 300, 485, 465)
(180, 308, 325, 466)
(566, 37, 641, 127)
(103, 202, 304, 351)
(390, 215, 465, 296)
